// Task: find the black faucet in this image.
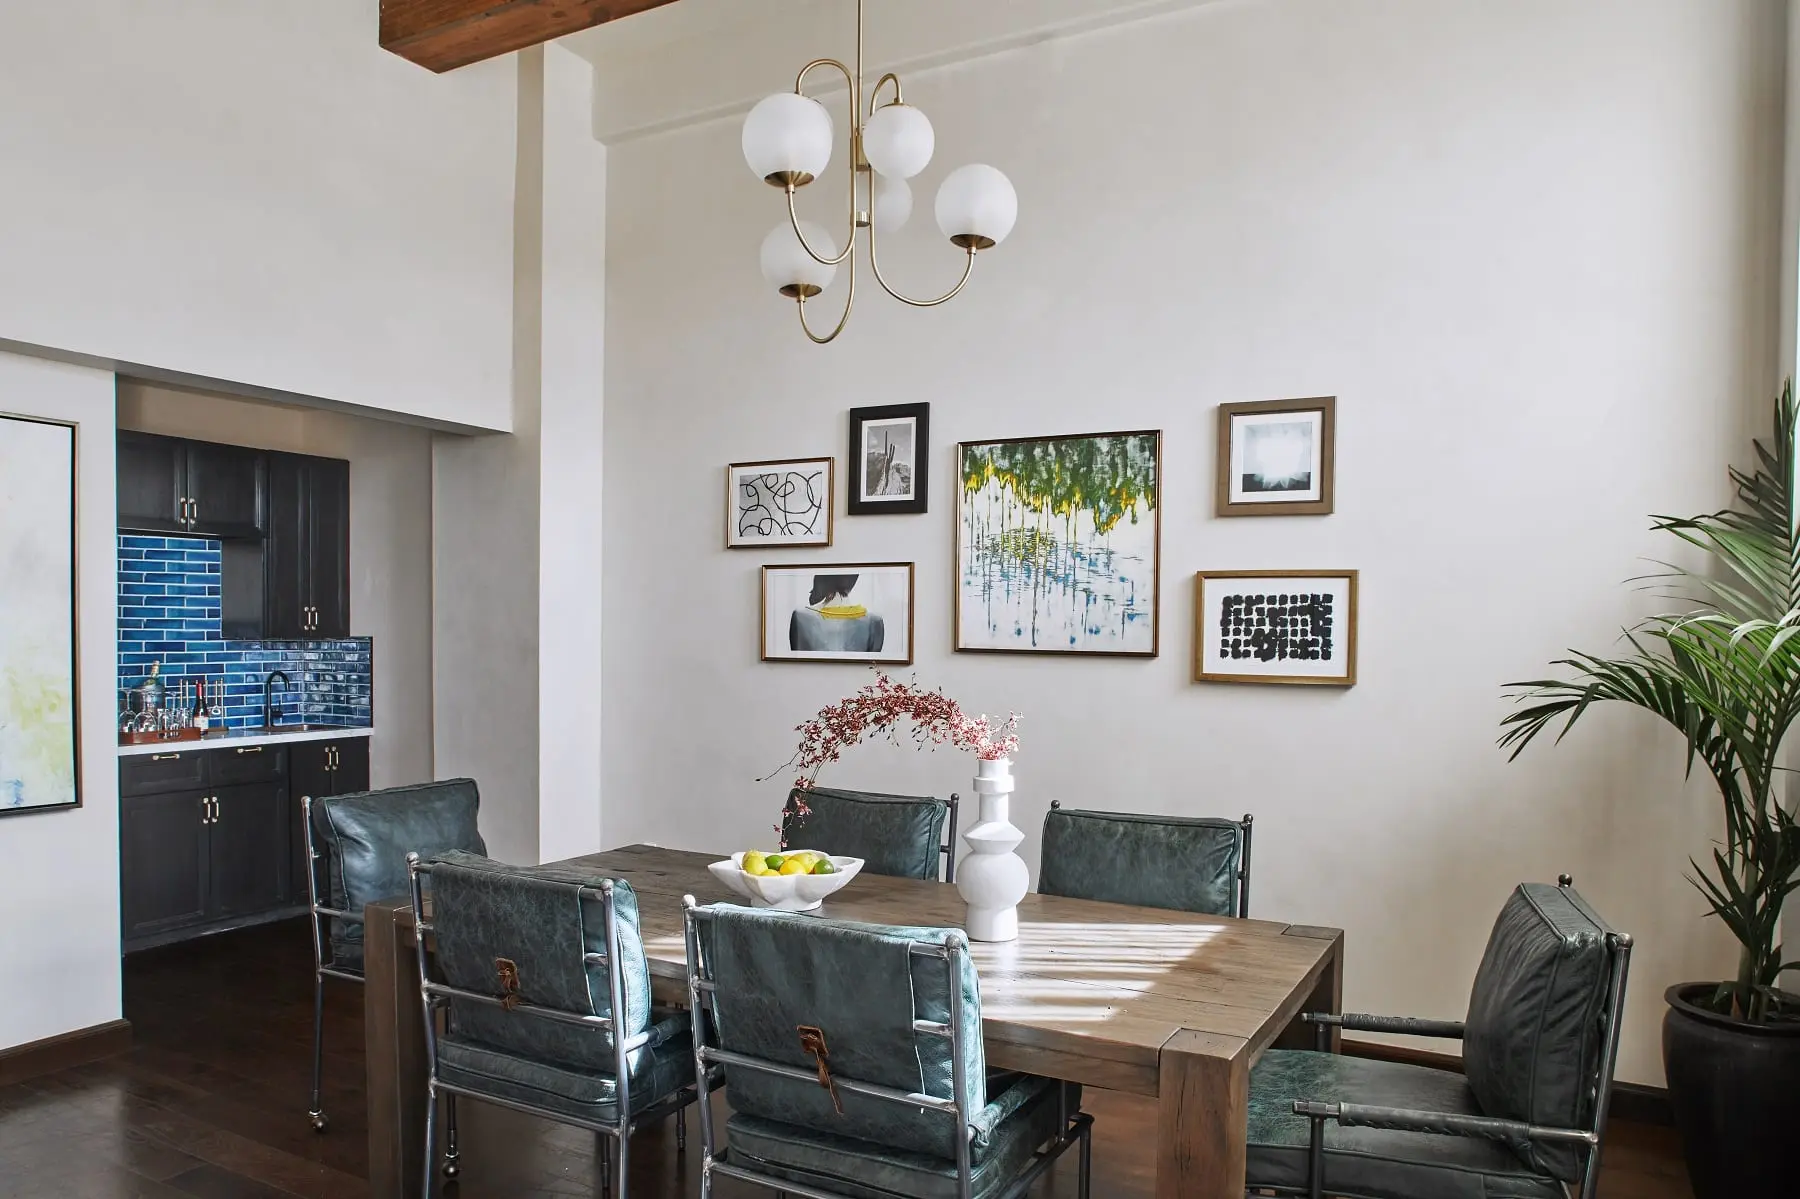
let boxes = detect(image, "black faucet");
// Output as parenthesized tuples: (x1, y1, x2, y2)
(263, 670, 291, 729)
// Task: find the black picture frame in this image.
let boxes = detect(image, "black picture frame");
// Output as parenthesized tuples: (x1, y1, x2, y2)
(848, 403, 930, 516)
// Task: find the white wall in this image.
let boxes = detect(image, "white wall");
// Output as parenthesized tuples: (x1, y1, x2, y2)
(0, 0, 517, 432)
(115, 381, 436, 789)
(602, 0, 1784, 1085)
(0, 353, 121, 1047)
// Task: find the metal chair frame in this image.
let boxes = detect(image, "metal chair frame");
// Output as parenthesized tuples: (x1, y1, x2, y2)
(407, 854, 705, 1198)
(1285, 875, 1634, 1199)
(681, 897, 1092, 1199)
(1044, 801, 1255, 918)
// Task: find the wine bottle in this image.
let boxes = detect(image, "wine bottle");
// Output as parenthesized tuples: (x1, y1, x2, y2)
(193, 677, 209, 732)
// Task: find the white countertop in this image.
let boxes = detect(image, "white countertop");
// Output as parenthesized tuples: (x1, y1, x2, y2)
(118, 725, 373, 757)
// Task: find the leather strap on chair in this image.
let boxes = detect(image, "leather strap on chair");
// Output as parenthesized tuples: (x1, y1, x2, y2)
(495, 958, 523, 1011)
(797, 1025, 844, 1115)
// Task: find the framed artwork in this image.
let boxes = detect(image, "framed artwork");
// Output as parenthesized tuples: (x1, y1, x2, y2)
(956, 430, 1161, 657)
(0, 414, 81, 815)
(848, 403, 930, 516)
(761, 562, 915, 664)
(1216, 396, 1336, 516)
(727, 457, 834, 549)
(1194, 570, 1357, 686)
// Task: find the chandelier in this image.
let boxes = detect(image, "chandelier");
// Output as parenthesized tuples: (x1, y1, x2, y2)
(741, 0, 1019, 344)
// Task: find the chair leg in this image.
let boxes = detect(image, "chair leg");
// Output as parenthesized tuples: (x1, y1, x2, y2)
(1077, 1118, 1092, 1199)
(676, 1106, 687, 1153)
(443, 1093, 460, 1178)
(617, 1124, 631, 1199)
(308, 971, 329, 1133)
(598, 1132, 612, 1199)
(1306, 1112, 1326, 1199)
(422, 1084, 440, 1199)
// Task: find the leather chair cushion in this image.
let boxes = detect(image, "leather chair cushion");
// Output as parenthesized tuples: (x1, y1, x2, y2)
(726, 1073, 1073, 1199)
(430, 852, 655, 1069)
(313, 779, 485, 969)
(1247, 1050, 1565, 1199)
(1038, 807, 1243, 916)
(436, 1015, 695, 1125)
(782, 786, 948, 881)
(698, 904, 985, 1160)
(1464, 882, 1611, 1181)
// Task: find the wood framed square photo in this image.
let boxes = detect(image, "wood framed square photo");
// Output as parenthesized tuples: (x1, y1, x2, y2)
(1194, 569, 1357, 686)
(1216, 397, 1335, 516)
(726, 457, 834, 549)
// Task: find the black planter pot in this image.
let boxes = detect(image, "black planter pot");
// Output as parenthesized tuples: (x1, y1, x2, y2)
(1662, 982, 1800, 1199)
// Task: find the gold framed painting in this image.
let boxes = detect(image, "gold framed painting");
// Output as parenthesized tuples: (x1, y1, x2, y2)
(726, 457, 834, 549)
(1216, 397, 1336, 516)
(1194, 570, 1357, 686)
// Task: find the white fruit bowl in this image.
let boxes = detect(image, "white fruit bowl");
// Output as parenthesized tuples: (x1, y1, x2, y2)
(707, 851, 864, 912)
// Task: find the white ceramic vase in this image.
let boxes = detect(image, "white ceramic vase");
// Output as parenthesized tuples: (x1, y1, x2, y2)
(956, 757, 1029, 942)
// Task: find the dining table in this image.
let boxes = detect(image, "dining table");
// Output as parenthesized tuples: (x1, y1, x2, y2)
(362, 844, 1344, 1199)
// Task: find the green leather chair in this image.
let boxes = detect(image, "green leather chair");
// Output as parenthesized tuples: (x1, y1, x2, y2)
(1037, 801, 1254, 917)
(409, 851, 710, 1198)
(682, 899, 1092, 1199)
(781, 786, 961, 882)
(1258, 877, 1633, 1199)
(302, 780, 486, 1143)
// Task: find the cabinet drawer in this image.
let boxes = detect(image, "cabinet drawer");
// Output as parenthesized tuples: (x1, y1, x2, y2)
(210, 743, 286, 787)
(120, 751, 208, 797)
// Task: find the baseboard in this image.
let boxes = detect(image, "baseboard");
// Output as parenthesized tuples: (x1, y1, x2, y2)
(0, 1019, 132, 1087)
(1341, 1036, 1672, 1127)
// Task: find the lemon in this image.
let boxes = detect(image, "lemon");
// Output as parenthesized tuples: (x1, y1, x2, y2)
(810, 859, 836, 876)
(779, 858, 809, 876)
(742, 851, 767, 875)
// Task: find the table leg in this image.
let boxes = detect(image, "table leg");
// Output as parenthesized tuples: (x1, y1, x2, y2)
(1156, 1030, 1250, 1199)
(364, 901, 426, 1199)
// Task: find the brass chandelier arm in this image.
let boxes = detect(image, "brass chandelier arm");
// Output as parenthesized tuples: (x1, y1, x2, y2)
(785, 184, 856, 267)
(866, 219, 977, 308)
(786, 55, 860, 268)
(797, 247, 857, 345)
(868, 72, 903, 115)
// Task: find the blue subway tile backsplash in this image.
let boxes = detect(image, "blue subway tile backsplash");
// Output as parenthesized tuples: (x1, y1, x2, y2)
(117, 535, 372, 731)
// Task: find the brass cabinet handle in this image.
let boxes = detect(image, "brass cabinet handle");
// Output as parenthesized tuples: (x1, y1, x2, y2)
(150, 752, 181, 761)
(236, 746, 263, 754)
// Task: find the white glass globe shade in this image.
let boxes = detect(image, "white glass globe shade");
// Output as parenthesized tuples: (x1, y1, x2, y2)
(861, 103, 934, 179)
(935, 164, 1018, 249)
(866, 173, 913, 233)
(759, 221, 838, 297)
(742, 93, 833, 185)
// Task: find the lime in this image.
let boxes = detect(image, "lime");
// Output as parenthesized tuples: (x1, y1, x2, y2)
(811, 859, 836, 875)
(765, 854, 786, 872)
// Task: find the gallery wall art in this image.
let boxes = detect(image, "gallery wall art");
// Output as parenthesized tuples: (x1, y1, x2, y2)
(1194, 570, 1357, 686)
(762, 562, 915, 664)
(848, 402, 930, 516)
(1216, 397, 1336, 516)
(956, 430, 1161, 656)
(0, 414, 81, 815)
(727, 457, 834, 548)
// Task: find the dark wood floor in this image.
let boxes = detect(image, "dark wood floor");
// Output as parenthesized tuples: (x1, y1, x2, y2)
(0, 919, 1693, 1198)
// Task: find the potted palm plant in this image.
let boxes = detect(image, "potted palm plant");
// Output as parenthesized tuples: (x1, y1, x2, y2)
(1501, 385, 1800, 1199)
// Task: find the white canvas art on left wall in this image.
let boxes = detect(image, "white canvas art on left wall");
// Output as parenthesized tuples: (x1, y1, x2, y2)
(0, 414, 79, 812)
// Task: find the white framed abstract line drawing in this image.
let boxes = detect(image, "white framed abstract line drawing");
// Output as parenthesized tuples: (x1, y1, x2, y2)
(0, 413, 81, 815)
(1216, 397, 1336, 516)
(727, 457, 835, 548)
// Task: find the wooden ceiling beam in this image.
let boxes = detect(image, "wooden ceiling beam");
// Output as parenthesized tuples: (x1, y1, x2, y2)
(380, 0, 684, 73)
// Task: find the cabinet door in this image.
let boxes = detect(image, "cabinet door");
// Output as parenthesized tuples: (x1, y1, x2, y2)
(184, 442, 265, 539)
(290, 743, 335, 902)
(121, 790, 209, 943)
(210, 782, 289, 920)
(329, 737, 370, 795)
(263, 453, 307, 639)
(117, 432, 187, 534)
(305, 457, 351, 638)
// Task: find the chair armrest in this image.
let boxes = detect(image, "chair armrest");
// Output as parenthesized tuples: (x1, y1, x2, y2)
(1303, 1012, 1466, 1039)
(1294, 1100, 1594, 1148)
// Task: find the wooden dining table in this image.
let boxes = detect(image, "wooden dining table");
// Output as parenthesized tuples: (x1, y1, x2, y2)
(362, 844, 1344, 1199)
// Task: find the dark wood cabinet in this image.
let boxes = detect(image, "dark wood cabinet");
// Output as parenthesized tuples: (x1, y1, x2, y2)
(210, 781, 290, 919)
(121, 738, 368, 951)
(117, 432, 265, 538)
(120, 790, 210, 943)
(264, 453, 351, 639)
